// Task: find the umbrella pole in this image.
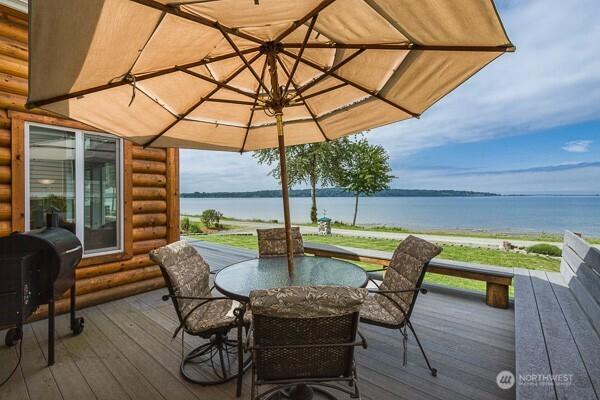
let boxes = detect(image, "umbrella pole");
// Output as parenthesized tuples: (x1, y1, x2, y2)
(276, 113, 294, 276)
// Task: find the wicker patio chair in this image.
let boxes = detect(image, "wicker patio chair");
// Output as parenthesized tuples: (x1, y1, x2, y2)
(150, 240, 251, 385)
(360, 235, 442, 376)
(257, 227, 304, 258)
(247, 286, 369, 400)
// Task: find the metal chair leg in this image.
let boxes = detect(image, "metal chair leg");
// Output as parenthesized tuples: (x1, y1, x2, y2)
(406, 321, 437, 376)
(251, 363, 256, 400)
(218, 343, 228, 379)
(180, 333, 250, 385)
(234, 305, 247, 397)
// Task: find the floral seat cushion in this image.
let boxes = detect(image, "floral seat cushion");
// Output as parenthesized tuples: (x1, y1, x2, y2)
(250, 286, 368, 318)
(257, 227, 305, 258)
(151, 240, 249, 334)
(361, 295, 402, 326)
(364, 236, 442, 326)
(185, 299, 252, 332)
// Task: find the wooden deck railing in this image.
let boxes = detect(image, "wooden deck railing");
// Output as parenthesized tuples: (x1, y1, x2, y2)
(303, 242, 514, 309)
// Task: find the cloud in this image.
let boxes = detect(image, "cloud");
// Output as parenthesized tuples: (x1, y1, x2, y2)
(448, 161, 600, 176)
(562, 140, 592, 153)
(180, 0, 600, 192)
(392, 163, 600, 195)
(366, 0, 600, 158)
(179, 150, 278, 192)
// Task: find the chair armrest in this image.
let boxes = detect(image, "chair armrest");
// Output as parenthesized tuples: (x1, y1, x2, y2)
(162, 294, 231, 302)
(253, 340, 367, 351)
(368, 287, 427, 295)
(162, 294, 233, 338)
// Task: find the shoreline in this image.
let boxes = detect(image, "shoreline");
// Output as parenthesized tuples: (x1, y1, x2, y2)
(180, 196, 600, 238)
(182, 214, 600, 244)
(181, 194, 600, 199)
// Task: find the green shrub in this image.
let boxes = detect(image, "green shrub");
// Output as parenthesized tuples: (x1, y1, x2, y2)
(200, 209, 223, 228)
(526, 244, 562, 257)
(180, 217, 190, 232)
(189, 222, 202, 234)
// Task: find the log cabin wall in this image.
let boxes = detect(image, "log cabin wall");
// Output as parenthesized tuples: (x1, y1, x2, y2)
(0, 5, 179, 317)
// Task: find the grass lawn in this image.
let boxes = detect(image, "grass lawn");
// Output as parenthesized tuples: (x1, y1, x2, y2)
(211, 216, 600, 244)
(192, 233, 561, 295)
(301, 221, 600, 244)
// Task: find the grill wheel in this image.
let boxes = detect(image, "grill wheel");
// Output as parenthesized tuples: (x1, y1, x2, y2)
(4, 327, 22, 347)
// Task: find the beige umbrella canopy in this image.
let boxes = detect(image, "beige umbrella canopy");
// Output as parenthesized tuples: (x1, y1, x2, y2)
(27, 0, 513, 273)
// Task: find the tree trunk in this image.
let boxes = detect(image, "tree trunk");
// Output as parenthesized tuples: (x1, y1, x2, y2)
(310, 175, 318, 224)
(352, 192, 359, 226)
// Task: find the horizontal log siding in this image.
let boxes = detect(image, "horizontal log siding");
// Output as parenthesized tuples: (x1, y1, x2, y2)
(74, 147, 169, 289)
(0, 5, 178, 319)
(0, 8, 26, 237)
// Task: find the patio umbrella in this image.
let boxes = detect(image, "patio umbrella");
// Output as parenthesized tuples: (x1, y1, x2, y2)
(26, 0, 513, 275)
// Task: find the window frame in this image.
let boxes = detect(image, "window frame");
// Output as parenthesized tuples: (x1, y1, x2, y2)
(24, 121, 124, 258)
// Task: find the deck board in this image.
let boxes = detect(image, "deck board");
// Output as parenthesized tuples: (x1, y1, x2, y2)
(18, 324, 62, 400)
(29, 320, 95, 400)
(1, 241, 515, 400)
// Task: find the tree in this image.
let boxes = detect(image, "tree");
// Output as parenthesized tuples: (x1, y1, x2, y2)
(333, 137, 394, 226)
(254, 140, 348, 223)
(200, 209, 223, 228)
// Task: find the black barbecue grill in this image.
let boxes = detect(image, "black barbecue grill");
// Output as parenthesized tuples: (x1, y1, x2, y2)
(0, 211, 84, 365)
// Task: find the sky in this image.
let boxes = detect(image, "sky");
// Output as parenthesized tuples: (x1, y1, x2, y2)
(180, 0, 600, 195)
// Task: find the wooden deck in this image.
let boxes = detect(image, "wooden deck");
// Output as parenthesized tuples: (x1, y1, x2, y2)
(1, 241, 516, 400)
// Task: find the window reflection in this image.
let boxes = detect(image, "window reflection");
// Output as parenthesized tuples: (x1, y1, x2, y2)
(84, 134, 119, 252)
(27, 124, 121, 255)
(29, 126, 76, 232)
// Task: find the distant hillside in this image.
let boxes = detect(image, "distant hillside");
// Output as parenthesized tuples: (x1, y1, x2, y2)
(181, 188, 500, 198)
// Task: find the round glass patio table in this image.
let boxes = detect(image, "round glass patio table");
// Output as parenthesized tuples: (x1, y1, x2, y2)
(217, 256, 367, 400)
(214, 256, 368, 302)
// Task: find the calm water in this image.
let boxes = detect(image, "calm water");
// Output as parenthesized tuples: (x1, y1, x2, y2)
(181, 196, 600, 236)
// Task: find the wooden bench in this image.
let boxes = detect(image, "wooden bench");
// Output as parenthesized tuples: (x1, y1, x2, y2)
(514, 231, 600, 399)
(303, 242, 514, 308)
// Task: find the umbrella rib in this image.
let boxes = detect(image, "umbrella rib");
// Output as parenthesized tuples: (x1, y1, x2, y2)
(274, 0, 337, 42)
(276, 54, 329, 142)
(301, 82, 348, 101)
(182, 117, 246, 129)
(25, 47, 260, 109)
(143, 51, 263, 148)
(288, 48, 365, 103)
(203, 98, 256, 106)
(129, 0, 263, 45)
(133, 85, 180, 118)
(176, 67, 258, 101)
(282, 15, 317, 98)
(240, 60, 268, 154)
(280, 48, 420, 118)
(126, 11, 167, 77)
(218, 26, 270, 95)
(360, 0, 418, 44)
(281, 43, 516, 52)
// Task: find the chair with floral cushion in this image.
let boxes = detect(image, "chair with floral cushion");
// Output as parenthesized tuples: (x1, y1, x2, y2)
(150, 240, 251, 385)
(257, 227, 304, 258)
(247, 286, 368, 400)
(360, 235, 442, 376)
